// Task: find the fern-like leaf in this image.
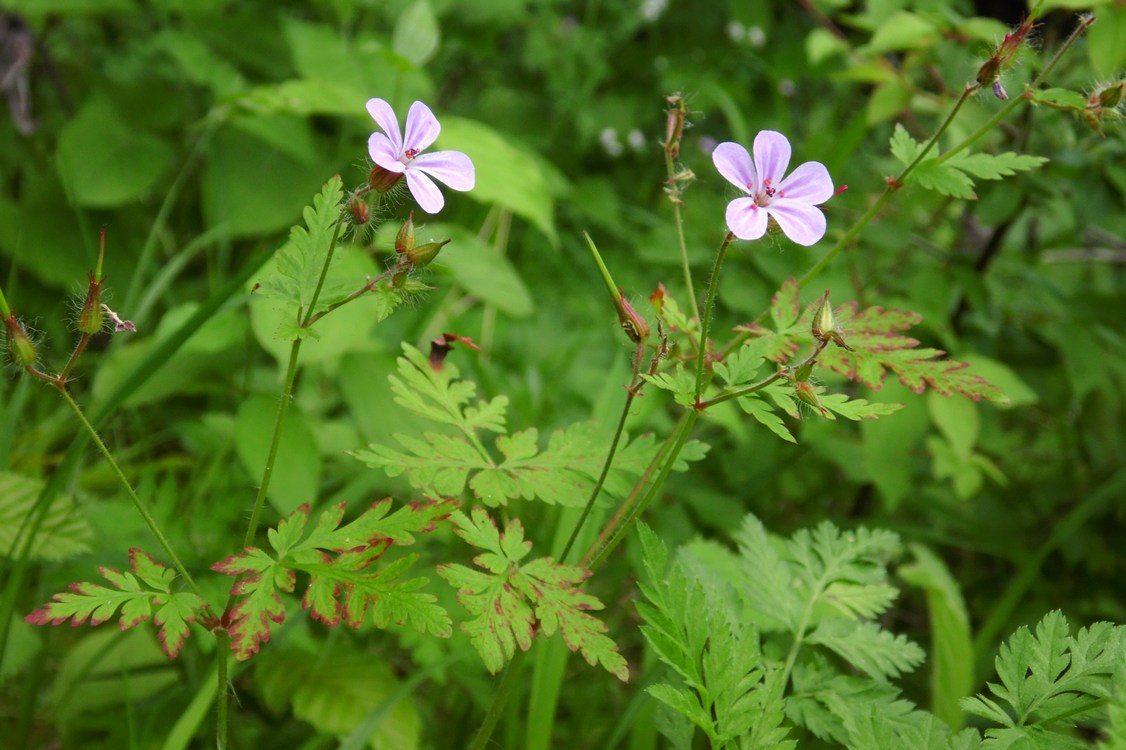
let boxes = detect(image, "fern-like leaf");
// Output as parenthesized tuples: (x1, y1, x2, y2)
(212, 500, 453, 660)
(818, 301, 1007, 402)
(26, 548, 207, 659)
(437, 508, 628, 681)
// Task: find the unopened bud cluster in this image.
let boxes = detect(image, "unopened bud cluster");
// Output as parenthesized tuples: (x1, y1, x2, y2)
(975, 14, 1037, 100)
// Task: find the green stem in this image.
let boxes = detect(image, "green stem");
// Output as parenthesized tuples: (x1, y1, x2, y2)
(239, 338, 303, 550)
(469, 649, 528, 750)
(0, 286, 10, 317)
(797, 84, 975, 292)
(215, 632, 230, 750)
(671, 201, 699, 321)
(939, 13, 1095, 166)
(559, 386, 638, 563)
(699, 340, 828, 409)
(301, 219, 345, 328)
(57, 387, 203, 598)
(695, 233, 735, 399)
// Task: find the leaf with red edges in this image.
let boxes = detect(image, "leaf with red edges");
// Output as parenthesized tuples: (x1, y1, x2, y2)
(437, 508, 629, 681)
(25, 548, 206, 659)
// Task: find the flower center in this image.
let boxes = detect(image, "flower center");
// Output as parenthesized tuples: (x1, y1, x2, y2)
(403, 147, 420, 162)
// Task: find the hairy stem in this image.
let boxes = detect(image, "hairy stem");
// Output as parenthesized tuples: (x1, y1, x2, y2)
(58, 388, 203, 598)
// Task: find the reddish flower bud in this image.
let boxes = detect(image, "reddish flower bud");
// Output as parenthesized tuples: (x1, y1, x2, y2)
(77, 274, 105, 334)
(368, 164, 404, 193)
(4, 314, 37, 367)
(347, 196, 371, 225)
(616, 291, 650, 344)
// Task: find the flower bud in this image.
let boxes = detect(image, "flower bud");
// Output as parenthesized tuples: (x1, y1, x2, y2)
(368, 164, 404, 193)
(811, 291, 835, 341)
(793, 380, 828, 417)
(1097, 81, 1124, 109)
(347, 196, 370, 225)
(405, 239, 450, 269)
(396, 213, 416, 257)
(77, 274, 105, 334)
(4, 314, 36, 367)
(616, 291, 650, 344)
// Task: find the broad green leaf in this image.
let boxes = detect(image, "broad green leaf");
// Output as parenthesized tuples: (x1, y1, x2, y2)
(234, 395, 322, 515)
(0, 472, 92, 561)
(426, 223, 535, 318)
(257, 645, 421, 750)
(393, 0, 440, 66)
(865, 11, 938, 52)
(927, 391, 980, 461)
(1031, 88, 1089, 110)
(1087, 6, 1126, 78)
(438, 117, 567, 244)
(56, 97, 174, 208)
(901, 544, 973, 728)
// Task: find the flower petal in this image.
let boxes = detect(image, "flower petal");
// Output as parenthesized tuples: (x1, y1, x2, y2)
(753, 130, 791, 187)
(712, 141, 757, 193)
(405, 170, 445, 214)
(767, 199, 827, 246)
(725, 197, 769, 241)
(366, 98, 402, 154)
(403, 101, 441, 153)
(777, 160, 834, 204)
(369, 133, 407, 173)
(410, 150, 475, 191)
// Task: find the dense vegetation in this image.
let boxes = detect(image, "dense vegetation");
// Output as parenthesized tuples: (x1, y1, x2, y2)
(2, 1, 1124, 748)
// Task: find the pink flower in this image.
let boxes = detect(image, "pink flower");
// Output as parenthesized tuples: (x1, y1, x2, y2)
(367, 98, 475, 214)
(712, 131, 834, 246)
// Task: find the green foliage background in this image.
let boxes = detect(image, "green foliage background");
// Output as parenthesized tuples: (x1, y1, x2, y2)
(1, 0, 1124, 747)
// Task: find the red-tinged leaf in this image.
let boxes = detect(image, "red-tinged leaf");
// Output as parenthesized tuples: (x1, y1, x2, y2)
(212, 547, 277, 577)
(226, 571, 290, 661)
(818, 303, 1007, 402)
(770, 277, 801, 330)
(153, 592, 207, 658)
(25, 549, 206, 660)
(438, 509, 629, 680)
(268, 503, 312, 556)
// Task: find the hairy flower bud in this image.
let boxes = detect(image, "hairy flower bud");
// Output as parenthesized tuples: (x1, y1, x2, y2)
(4, 314, 36, 367)
(77, 274, 105, 334)
(396, 213, 416, 257)
(347, 196, 371, 225)
(368, 164, 404, 194)
(616, 291, 650, 344)
(406, 239, 450, 269)
(793, 380, 828, 417)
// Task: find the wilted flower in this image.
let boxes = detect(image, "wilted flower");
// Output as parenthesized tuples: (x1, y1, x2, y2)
(712, 131, 834, 246)
(367, 98, 475, 214)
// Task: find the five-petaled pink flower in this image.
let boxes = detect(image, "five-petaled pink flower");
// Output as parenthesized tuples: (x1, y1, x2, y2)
(712, 131, 834, 246)
(367, 98, 475, 214)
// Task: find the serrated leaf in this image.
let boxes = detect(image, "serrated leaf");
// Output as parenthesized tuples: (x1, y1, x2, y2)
(819, 302, 1008, 402)
(213, 501, 451, 659)
(945, 152, 1049, 181)
(642, 365, 697, 408)
(889, 124, 923, 166)
(0, 471, 94, 562)
(770, 278, 801, 329)
(437, 508, 628, 681)
(818, 392, 905, 421)
(26, 548, 207, 659)
(808, 618, 926, 682)
(912, 159, 977, 199)
(739, 396, 797, 443)
(256, 177, 345, 316)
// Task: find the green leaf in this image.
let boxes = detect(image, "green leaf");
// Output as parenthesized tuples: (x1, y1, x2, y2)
(256, 176, 344, 315)
(945, 152, 1049, 181)
(56, 97, 174, 208)
(818, 391, 905, 421)
(437, 508, 628, 681)
(26, 548, 207, 659)
(234, 394, 322, 515)
(889, 124, 924, 167)
(1032, 88, 1090, 110)
(0, 472, 93, 561)
(807, 618, 926, 682)
(866, 11, 939, 53)
(1087, 5, 1126, 78)
(257, 645, 420, 750)
(430, 224, 535, 318)
(438, 117, 566, 244)
(770, 277, 801, 329)
(912, 159, 977, 199)
(642, 365, 697, 408)
(739, 396, 797, 443)
(963, 611, 1126, 731)
(212, 501, 451, 660)
(393, 0, 441, 66)
(819, 302, 1009, 402)
(900, 544, 974, 729)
